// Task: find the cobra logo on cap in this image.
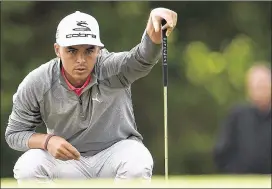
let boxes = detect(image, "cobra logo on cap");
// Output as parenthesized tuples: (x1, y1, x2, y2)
(73, 21, 91, 31)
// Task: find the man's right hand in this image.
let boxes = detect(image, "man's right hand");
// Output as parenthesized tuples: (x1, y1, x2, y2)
(47, 136, 81, 161)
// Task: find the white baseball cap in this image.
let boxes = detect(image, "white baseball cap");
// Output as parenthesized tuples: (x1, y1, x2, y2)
(56, 11, 104, 47)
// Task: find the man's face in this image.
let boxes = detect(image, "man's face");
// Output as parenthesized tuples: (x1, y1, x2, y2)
(247, 67, 271, 107)
(54, 43, 100, 86)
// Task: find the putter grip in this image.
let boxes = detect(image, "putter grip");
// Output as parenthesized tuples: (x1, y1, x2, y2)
(161, 19, 168, 86)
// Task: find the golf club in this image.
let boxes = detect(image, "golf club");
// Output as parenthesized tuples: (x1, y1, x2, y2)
(161, 19, 168, 182)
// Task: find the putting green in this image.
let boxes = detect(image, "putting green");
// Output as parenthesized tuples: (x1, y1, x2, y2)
(1, 175, 271, 188)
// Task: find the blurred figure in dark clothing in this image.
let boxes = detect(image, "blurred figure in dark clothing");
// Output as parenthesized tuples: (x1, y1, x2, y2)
(214, 63, 271, 174)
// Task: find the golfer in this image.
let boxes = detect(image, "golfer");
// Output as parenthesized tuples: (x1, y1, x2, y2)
(5, 8, 177, 183)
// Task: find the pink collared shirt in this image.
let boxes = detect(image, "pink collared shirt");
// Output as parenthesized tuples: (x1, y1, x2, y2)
(61, 66, 91, 96)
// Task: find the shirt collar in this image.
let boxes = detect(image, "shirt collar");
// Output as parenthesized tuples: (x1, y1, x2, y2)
(57, 58, 98, 92)
(61, 66, 91, 91)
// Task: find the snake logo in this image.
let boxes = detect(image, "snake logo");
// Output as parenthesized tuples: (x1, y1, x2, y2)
(73, 21, 91, 31)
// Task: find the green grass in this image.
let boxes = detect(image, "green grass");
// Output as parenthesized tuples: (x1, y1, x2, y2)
(1, 175, 271, 188)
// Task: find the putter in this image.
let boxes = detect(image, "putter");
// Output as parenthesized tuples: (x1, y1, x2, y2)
(161, 19, 168, 182)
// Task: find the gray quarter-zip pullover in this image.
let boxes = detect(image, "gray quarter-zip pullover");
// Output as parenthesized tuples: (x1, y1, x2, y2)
(5, 32, 162, 156)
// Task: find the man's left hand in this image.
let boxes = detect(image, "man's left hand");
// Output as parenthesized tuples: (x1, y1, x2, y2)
(146, 8, 178, 44)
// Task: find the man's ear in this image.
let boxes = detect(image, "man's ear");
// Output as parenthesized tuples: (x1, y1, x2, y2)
(54, 43, 61, 57)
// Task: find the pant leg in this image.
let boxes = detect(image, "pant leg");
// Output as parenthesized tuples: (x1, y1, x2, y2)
(90, 139, 154, 181)
(13, 149, 92, 184)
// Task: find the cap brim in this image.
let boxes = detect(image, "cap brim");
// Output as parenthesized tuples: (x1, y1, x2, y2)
(57, 39, 104, 47)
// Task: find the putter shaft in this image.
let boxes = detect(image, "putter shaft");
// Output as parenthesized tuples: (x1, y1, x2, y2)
(164, 87, 168, 181)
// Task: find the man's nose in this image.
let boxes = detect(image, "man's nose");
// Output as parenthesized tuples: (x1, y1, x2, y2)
(76, 53, 86, 63)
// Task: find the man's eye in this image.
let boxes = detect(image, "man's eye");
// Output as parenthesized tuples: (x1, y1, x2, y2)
(86, 49, 94, 54)
(68, 50, 76, 54)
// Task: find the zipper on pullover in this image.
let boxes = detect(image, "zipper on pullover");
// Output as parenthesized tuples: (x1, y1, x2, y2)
(79, 97, 82, 105)
(78, 96, 84, 118)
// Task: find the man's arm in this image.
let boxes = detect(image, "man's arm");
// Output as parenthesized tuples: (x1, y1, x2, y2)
(95, 32, 161, 87)
(5, 71, 47, 151)
(95, 8, 177, 88)
(6, 66, 81, 160)
(213, 107, 239, 173)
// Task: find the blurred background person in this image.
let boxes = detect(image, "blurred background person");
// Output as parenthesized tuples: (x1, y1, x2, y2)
(213, 63, 271, 174)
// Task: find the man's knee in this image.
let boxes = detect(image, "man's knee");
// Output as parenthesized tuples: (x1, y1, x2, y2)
(13, 149, 54, 181)
(116, 140, 154, 179)
(122, 162, 153, 179)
